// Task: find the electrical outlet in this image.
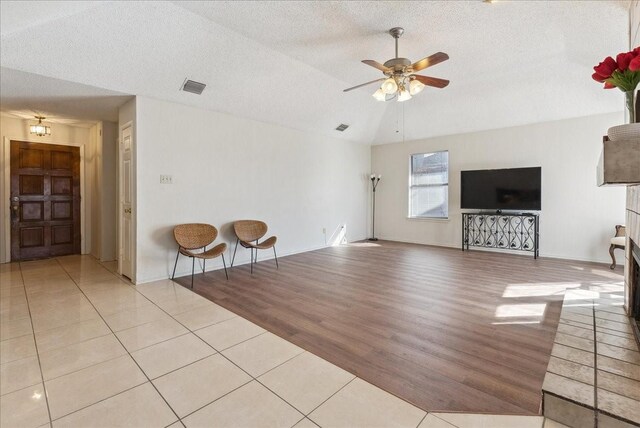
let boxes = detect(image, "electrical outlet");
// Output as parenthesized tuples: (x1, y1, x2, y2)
(160, 175, 173, 184)
(322, 227, 326, 234)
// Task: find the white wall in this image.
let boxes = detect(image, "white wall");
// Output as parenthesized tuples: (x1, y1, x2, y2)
(101, 121, 118, 261)
(134, 96, 370, 283)
(88, 121, 118, 261)
(632, 0, 639, 47)
(89, 123, 100, 259)
(0, 116, 91, 262)
(371, 112, 627, 263)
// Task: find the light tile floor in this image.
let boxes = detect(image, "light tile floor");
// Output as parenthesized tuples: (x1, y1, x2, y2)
(0, 255, 570, 428)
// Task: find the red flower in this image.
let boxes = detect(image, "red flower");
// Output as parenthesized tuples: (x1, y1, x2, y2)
(630, 55, 640, 72)
(593, 56, 617, 80)
(604, 82, 615, 89)
(617, 52, 635, 71)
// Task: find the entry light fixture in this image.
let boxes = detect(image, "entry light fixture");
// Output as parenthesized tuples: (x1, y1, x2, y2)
(30, 116, 51, 137)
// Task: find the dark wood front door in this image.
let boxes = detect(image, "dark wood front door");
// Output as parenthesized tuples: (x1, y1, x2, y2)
(10, 141, 81, 261)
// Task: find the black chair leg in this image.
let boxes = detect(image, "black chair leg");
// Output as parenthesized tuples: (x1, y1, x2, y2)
(250, 248, 254, 274)
(171, 249, 180, 280)
(203, 259, 206, 274)
(231, 239, 239, 267)
(221, 254, 229, 280)
(191, 257, 195, 289)
(273, 246, 279, 269)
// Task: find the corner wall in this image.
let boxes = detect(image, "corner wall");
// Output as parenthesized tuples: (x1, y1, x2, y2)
(89, 121, 118, 261)
(133, 96, 370, 283)
(371, 113, 627, 263)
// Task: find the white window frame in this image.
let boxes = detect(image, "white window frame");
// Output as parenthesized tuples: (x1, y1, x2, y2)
(408, 151, 449, 219)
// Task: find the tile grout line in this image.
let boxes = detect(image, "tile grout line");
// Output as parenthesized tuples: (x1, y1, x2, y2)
(179, 289, 426, 424)
(194, 328, 267, 352)
(157, 279, 362, 425)
(302, 376, 357, 421)
(174, 347, 308, 423)
(178, 276, 454, 421)
(415, 412, 428, 428)
(57, 256, 305, 425)
(22, 257, 423, 426)
(551, 340, 640, 367)
(430, 413, 462, 428)
(52, 258, 183, 426)
(175, 378, 254, 423)
(560, 318, 631, 336)
(158, 277, 349, 424)
(18, 261, 54, 427)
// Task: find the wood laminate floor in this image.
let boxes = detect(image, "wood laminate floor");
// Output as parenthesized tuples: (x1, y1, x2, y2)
(174, 240, 624, 415)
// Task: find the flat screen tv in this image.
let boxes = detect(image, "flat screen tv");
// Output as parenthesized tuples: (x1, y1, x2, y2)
(461, 167, 541, 211)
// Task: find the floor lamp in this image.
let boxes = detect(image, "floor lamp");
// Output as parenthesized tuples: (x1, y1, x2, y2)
(368, 174, 381, 241)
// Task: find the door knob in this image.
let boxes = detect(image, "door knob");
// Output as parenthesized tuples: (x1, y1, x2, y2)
(10, 197, 19, 220)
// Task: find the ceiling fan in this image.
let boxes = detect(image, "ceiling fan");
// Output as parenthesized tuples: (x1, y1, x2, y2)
(344, 27, 449, 102)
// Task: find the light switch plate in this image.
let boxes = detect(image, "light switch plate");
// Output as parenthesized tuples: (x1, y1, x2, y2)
(160, 175, 173, 184)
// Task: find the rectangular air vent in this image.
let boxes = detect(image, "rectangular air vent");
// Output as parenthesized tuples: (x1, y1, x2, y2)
(181, 79, 206, 95)
(335, 124, 349, 132)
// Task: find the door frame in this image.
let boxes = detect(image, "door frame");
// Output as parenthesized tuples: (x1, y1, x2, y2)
(2, 137, 87, 262)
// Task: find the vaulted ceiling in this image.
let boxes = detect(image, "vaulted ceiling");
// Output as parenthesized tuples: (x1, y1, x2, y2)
(0, 1, 630, 144)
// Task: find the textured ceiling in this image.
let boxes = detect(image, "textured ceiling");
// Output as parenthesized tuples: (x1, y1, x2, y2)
(0, 1, 631, 144)
(0, 67, 131, 123)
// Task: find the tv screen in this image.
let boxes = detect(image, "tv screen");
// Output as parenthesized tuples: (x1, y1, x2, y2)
(461, 167, 541, 211)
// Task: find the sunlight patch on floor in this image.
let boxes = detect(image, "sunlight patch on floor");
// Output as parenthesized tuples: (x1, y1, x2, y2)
(495, 303, 547, 318)
(346, 242, 381, 248)
(502, 283, 580, 298)
(563, 289, 601, 300)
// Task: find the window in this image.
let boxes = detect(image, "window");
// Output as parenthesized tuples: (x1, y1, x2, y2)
(409, 151, 449, 218)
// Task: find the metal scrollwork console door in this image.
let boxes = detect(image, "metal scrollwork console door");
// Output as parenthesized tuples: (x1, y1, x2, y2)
(462, 212, 539, 258)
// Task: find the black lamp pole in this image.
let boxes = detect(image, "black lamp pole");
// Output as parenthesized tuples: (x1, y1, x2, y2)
(368, 174, 381, 241)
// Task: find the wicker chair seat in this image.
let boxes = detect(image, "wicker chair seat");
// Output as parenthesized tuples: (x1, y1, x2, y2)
(172, 223, 229, 287)
(231, 220, 279, 273)
(240, 236, 277, 250)
(180, 242, 227, 259)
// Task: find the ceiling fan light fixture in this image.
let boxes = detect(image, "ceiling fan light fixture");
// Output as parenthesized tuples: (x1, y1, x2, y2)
(29, 116, 51, 137)
(397, 89, 412, 102)
(381, 78, 398, 95)
(409, 79, 425, 95)
(343, 28, 449, 102)
(372, 88, 386, 101)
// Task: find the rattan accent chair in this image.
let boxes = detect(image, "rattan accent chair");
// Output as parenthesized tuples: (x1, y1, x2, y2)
(231, 220, 278, 273)
(171, 223, 228, 288)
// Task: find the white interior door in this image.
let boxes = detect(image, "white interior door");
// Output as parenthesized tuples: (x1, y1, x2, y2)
(119, 124, 133, 280)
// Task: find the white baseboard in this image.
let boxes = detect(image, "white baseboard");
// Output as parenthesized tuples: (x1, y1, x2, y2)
(375, 235, 612, 266)
(135, 237, 367, 285)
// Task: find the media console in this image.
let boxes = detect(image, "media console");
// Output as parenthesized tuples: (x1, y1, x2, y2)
(462, 212, 539, 259)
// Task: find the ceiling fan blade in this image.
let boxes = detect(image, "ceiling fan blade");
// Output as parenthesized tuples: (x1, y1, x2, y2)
(411, 52, 449, 72)
(362, 60, 391, 72)
(343, 78, 386, 92)
(412, 75, 450, 88)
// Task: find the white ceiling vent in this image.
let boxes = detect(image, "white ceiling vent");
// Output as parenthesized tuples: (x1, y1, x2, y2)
(181, 79, 206, 95)
(335, 124, 349, 132)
